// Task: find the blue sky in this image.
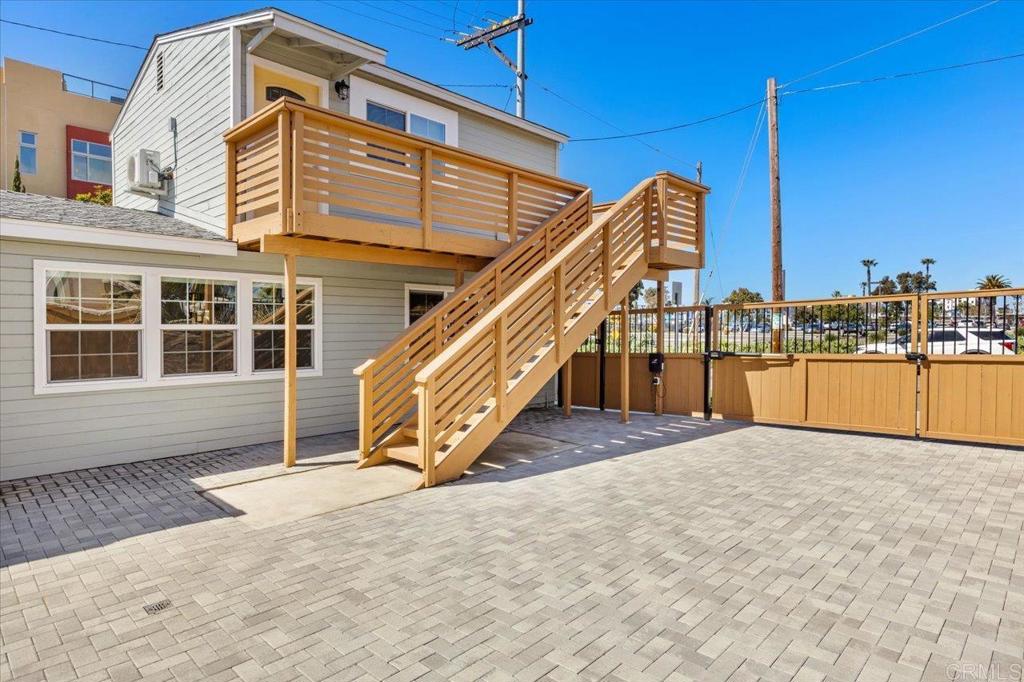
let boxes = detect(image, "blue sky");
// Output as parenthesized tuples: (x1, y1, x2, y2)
(2, 0, 1021, 300)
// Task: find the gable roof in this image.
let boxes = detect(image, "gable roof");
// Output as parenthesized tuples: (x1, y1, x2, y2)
(112, 6, 567, 143)
(0, 191, 227, 242)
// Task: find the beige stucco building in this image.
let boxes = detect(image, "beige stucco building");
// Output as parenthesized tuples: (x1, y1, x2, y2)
(0, 58, 123, 198)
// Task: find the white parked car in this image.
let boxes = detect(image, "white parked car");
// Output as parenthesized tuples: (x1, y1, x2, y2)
(856, 327, 1017, 355)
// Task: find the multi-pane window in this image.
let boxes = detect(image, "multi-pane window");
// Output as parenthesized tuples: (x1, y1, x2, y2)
(71, 140, 113, 185)
(35, 263, 322, 392)
(160, 277, 237, 376)
(252, 282, 315, 371)
(19, 131, 37, 175)
(406, 286, 450, 326)
(410, 114, 445, 143)
(44, 270, 142, 382)
(366, 102, 406, 131)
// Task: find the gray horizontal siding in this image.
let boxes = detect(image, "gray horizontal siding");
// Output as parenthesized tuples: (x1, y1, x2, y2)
(113, 30, 233, 233)
(0, 238, 556, 480)
(459, 110, 559, 175)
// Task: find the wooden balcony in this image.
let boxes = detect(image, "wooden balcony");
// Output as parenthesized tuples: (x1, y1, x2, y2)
(223, 98, 587, 270)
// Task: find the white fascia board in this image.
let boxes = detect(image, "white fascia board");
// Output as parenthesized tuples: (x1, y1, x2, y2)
(358, 63, 570, 144)
(0, 218, 238, 257)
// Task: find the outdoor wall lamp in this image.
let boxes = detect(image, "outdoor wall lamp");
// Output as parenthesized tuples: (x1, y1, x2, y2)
(334, 79, 350, 101)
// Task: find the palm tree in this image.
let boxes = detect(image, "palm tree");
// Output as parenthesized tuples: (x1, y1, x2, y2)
(921, 257, 935, 282)
(977, 274, 1011, 327)
(977, 274, 1010, 290)
(861, 259, 877, 296)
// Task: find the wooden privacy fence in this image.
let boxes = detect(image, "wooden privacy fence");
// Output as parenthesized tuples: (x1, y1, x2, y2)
(571, 288, 1023, 447)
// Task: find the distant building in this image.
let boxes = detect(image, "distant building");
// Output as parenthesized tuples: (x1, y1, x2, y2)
(0, 58, 123, 198)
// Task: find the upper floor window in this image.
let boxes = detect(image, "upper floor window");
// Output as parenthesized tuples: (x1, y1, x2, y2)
(19, 131, 37, 175)
(71, 140, 113, 185)
(367, 102, 406, 132)
(410, 114, 445, 144)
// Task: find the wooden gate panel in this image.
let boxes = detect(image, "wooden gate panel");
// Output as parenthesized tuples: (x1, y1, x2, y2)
(570, 353, 600, 408)
(804, 356, 916, 436)
(921, 356, 1024, 446)
(712, 356, 805, 425)
(603, 355, 656, 413)
(662, 354, 705, 416)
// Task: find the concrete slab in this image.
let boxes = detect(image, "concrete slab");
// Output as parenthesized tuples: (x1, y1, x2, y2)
(463, 429, 578, 475)
(202, 461, 421, 528)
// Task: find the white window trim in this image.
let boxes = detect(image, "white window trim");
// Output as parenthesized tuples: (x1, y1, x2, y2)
(33, 260, 323, 395)
(350, 75, 458, 146)
(19, 130, 37, 175)
(70, 139, 113, 184)
(245, 54, 329, 117)
(404, 283, 453, 328)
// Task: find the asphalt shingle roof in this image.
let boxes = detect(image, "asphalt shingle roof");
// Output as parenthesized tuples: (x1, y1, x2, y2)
(0, 191, 227, 242)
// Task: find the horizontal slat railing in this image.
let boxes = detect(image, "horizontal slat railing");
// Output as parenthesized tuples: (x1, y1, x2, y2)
(354, 192, 593, 455)
(412, 176, 670, 484)
(224, 98, 585, 254)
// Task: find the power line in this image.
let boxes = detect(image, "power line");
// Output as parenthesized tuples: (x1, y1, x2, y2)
(438, 83, 509, 88)
(536, 83, 700, 169)
(779, 0, 1001, 89)
(316, 0, 445, 40)
(0, 18, 148, 50)
(569, 99, 767, 142)
(782, 51, 1024, 96)
(351, 0, 452, 34)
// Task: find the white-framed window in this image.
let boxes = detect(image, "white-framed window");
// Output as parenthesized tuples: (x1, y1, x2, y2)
(19, 131, 37, 175)
(410, 114, 445, 143)
(33, 261, 322, 394)
(351, 74, 457, 145)
(366, 101, 447, 145)
(159, 276, 238, 376)
(366, 101, 406, 132)
(251, 281, 316, 371)
(43, 269, 143, 383)
(405, 284, 453, 327)
(71, 140, 113, 185)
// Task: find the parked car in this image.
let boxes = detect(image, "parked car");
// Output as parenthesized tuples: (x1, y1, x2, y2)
(856, 327, 1017, 355)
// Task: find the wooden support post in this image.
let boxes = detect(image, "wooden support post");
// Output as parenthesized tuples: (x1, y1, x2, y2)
(277, 109, 292, 232)
(421, 147, 433, 249)
(507, 172, 519, 244)
(554, 264, 565, 362)
(495, 314, 507, 421)
(225, 140, 236, 240)
(643, 184, 652, 263)
(602, 218, 612, 311)
(561, 358, 572, 417)
(620, 296, 630, 423)
(655, 280, 665, 416)
(291, 111, 304, 231)
(656, 175, 668, 263)
(417, 382, 436, 487)
(283, 253, 298, 467)
(358, 366, 373, 461)
(454, 262, 465, 288)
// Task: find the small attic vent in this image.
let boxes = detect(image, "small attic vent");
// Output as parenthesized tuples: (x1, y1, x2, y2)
(156, 53, 165, 91)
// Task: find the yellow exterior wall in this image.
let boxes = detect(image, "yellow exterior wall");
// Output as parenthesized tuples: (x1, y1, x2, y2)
(0, 59, 122, 197)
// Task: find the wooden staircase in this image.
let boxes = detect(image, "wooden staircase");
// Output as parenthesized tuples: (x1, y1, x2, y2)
(355, 172, 707, 486)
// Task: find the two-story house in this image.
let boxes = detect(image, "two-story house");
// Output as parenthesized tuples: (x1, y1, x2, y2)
(0, 7, 706, 484)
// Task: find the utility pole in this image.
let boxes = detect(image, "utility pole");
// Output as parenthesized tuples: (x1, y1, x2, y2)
(456, 1, 532, 119)
(516, 0, 526, 117)
(767, 77, 783, 301)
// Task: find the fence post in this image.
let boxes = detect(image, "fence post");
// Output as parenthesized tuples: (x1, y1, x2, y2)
(703, 305, 713, 420)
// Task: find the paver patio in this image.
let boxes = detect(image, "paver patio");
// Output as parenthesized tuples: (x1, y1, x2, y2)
(1, 409, 1021, 682)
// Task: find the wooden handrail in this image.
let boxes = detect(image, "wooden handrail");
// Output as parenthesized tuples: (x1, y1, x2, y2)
(414, 177, 654, 383)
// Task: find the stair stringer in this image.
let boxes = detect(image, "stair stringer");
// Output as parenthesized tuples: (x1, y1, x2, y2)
(432, 254, 650, 484)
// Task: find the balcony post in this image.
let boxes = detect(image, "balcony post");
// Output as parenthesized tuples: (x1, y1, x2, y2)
(291, 110, 304, 231)
(421, 147, 433, 249)
(283, 253, 298, 467)
(507, 172, 519, 244)
(225, 139, 236, 240)
(277, 108, 292, 233)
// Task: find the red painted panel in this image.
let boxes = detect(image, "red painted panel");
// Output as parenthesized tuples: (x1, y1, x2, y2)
(66, 126, 112, 198)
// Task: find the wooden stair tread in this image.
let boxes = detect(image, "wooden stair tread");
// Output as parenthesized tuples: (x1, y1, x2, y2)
(383, 440, 421, 466)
